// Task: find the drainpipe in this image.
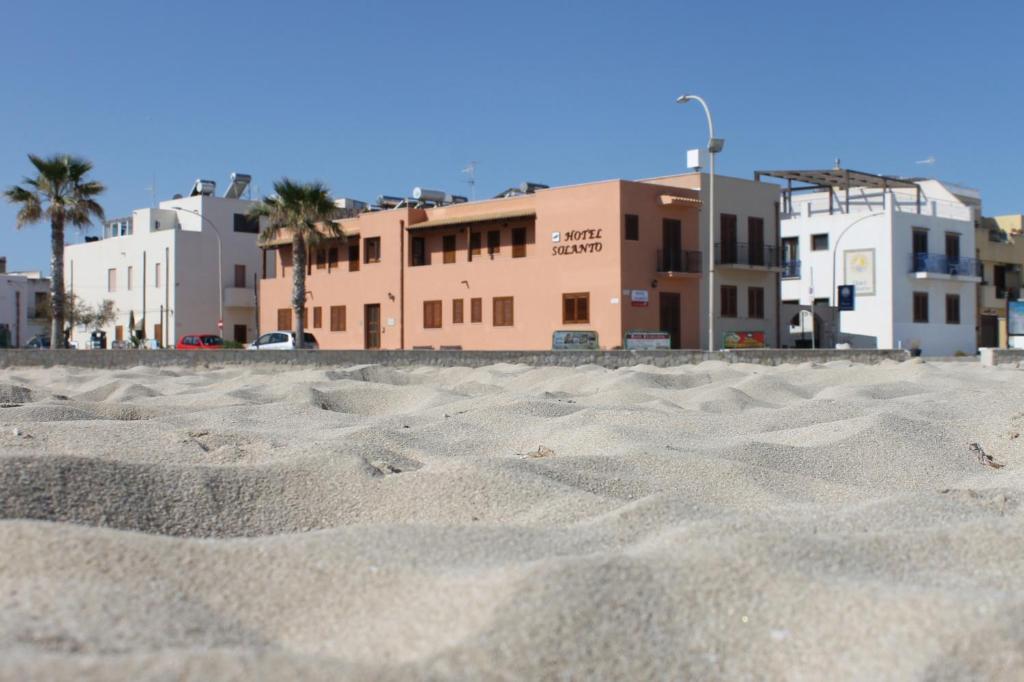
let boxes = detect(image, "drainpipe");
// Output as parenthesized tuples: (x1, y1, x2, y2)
(400, 219, 406, 349)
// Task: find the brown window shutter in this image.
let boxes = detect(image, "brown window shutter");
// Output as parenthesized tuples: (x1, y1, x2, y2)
(470, 297, 482, 323)
(453, 299, 464, 324)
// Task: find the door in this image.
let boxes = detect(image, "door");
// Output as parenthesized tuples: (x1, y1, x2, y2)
(364, 304, 381, 349)
(662, 219, 682, 271)
(981, 315, 999, 348)
(748, 217, 764, 266)
(234, 264, 246, 288)
(233, 324, 247, 343)
(720, 214, 738, 264)
(659, 292, 682, 350)
(154, 323, 163, 347)
(115, 325, 124, 342)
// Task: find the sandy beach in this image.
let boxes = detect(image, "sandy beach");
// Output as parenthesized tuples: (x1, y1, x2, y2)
(1, 358, 1023, 680)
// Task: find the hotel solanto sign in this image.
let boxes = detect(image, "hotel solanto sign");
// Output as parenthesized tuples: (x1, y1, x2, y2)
(624, 330, 670, 350)
(550, 229, 603, 256)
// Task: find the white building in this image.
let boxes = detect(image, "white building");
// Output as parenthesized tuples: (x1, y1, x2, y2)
(759, 168, 980, 356)
(64, 173, 263, 348)
(0, 258, 51, 347)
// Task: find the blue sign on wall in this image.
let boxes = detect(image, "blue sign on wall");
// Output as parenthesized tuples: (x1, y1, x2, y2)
(838, 285, 855, 311)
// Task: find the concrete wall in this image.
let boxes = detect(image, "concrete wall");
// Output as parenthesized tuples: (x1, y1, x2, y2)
(0, 348, 909, 370)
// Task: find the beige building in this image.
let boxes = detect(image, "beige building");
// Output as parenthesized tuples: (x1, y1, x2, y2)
(976, 214, 1024, 348)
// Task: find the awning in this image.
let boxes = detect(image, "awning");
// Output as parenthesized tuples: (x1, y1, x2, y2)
(407, 209, 536, 232)
(659, 194, 703, 207)
(260, 225, 358, 247)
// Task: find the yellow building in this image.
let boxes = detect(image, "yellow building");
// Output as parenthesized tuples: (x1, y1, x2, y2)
(976, 215, 1024, 347)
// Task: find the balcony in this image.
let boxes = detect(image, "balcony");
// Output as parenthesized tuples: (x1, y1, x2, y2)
(715, 242, 781, 269)
(656, 249, 702, 276)
(223, 286, 256, 308)
(910, 253, 982, 281)
(781, 260, 801, 279)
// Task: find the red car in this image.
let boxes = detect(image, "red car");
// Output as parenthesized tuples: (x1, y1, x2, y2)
(175, 334, 225, 350)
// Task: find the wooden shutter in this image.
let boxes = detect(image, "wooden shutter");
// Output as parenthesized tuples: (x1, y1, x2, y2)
(470, 297, 482, 323)
(563, 293, 589, 323)
(453, 299, 464, 324)
(424, 300, 442, 328)
(443, 235, 456, 264)
(330, 305, 346, 331)
(277, 308, 291, 330)
(313, 306, 323, 328)
(512, 228, 527, 258)
(493, 297, 514, 326)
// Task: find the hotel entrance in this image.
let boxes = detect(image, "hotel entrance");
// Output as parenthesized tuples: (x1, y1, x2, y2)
(364, 304, 381, 349)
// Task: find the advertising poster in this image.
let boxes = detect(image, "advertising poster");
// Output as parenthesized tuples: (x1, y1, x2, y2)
(722, 331, 766, 349)
(552, 330, 599, 350)
(624, 330, 671, 350)
(844, 249, 875, 296)
(1008, 301, 1024, 336)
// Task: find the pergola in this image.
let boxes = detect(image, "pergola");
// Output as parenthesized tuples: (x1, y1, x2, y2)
(754, 168, 921, 215)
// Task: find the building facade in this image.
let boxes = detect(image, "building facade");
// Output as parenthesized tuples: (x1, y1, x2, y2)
(769, 169, 980, 356)
(976, 214, 1024, 348)
(258, 173, 782, 350)
(64, 174, 262, 347)
(0, 258, 50, 347)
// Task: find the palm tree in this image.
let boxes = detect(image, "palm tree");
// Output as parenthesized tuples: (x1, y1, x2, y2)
(251, 179, 339, 348)
(5, 154, 105, 349)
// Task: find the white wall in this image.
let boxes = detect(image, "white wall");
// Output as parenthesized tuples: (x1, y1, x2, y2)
(0, 273, 50, 347)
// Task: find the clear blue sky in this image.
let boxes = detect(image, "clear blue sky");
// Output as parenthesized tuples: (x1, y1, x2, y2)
(2, 0, 1022, 271)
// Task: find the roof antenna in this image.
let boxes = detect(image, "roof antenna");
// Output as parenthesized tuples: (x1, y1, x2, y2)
(461, 161, 477, 201)
(833, 157, 841, 170)
(144, 172, 157, 207)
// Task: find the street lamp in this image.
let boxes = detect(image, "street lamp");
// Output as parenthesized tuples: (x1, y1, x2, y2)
(676, 94, 724, 351)
(169, 206, 223, 333)
(830, 211, 884, 346)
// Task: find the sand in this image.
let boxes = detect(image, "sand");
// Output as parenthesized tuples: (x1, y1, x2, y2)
(1, 358, 1023, 680)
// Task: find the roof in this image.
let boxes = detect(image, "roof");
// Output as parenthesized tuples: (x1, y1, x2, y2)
(754, 168, 919, 191)
(406, 209, 537, 232)
(658, 194, 703, 207)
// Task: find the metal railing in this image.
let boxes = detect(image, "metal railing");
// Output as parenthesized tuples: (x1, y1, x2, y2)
(910, 252, 982, 277)
(781, 260, 801, 279)
(715, 242, 780, 267)
(656, 249, 702, 273)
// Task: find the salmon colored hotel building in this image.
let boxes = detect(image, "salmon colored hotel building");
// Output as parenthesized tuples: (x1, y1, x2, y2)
(257, 172, 782, 350)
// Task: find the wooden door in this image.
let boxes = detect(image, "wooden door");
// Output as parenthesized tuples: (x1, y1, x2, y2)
(659, 292, 682, 350)
(115, 325, 124, 342)
(154, 323, 163, 347)
(720, 214, 738, 264)
(748, 217, 764, 266)
(364, 304, 381, 349)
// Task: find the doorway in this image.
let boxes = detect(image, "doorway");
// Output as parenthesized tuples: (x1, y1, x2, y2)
(981, 315, 999, 348)
(659, 292, 682, 349)
(233, 324, 247, 344)
(364, 304, 381, 349)
(662, 219, 682, 270)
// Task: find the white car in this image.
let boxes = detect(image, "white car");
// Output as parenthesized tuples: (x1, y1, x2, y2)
(248, 331, 320, 350)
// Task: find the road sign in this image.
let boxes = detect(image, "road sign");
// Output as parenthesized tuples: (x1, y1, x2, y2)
(838, 285, 855, 311)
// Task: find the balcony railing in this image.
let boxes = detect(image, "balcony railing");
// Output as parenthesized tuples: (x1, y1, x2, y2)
(910, 252, 982, 277)
(715, 242, 781, 268)
(781, 260, 801, 279)
(656, 249, 702, 274)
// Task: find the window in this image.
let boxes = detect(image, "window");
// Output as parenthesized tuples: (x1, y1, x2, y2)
(348, 239, 360, 271)
(913, 292, 929, 323)
(328, 247, 339, 267)
(233, 214, 260, 233)
(411, 237, 427, 266)
(721, 285, 738, 317)
(330, 305, 346, 331)
(316, 249, 326, 269)
(277, 308, 292, 330)
(912, 228, 929, 255)
(443, 235, 456, 264)
(312, 306, 323, 329)
(748, 287, 765, 319)
(748, 217, 765, 266)
(995, 264, 1007, 298)
(234, 264, 246, 288)
(470, 232, 481, 255)
(512, 228, 527, 258)
(811, 234, 829, 251)
(470, 297, 482, 323)
(493, 297, 514, 326)
(946, 294, 960, 324)
(107, 268, 117, 292)
(453, 299, 464, 324)
(364, 237, 381, 263)
(563, 293, 590, 324)
(127, 266, 133, 291)
(624, 214, 639, 241)
(424, 300, 442, 328)
(487, 230, 500, 255)
(155, 263, 162, 288)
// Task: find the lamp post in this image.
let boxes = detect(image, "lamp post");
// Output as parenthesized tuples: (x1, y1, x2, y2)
(676, 94, 724, 351)
(830, 211, 884, 346)
(170, 206, 223, 333)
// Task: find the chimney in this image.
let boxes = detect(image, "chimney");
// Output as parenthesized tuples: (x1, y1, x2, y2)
(0, 257, 6, 274)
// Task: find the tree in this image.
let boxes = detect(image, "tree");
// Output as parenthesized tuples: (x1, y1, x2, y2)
(4, 155, 105, 349)
(40, 293, 116, 345)
(250, 179, 339, 348)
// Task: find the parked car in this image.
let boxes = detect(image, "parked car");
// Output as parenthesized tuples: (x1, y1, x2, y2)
(175, 334, 225, 350)
(24, 334, 50, 349)
(248, 331, 319, 350)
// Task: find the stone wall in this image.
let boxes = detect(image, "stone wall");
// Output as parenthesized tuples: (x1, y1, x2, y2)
(0, 348, 910, 370)
(979, 348, 1024, 367)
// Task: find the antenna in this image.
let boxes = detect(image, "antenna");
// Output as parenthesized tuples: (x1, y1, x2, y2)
(461, 161, 477, 201)
(144, 173, 157, 207)
(915, 156, 936, 166)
